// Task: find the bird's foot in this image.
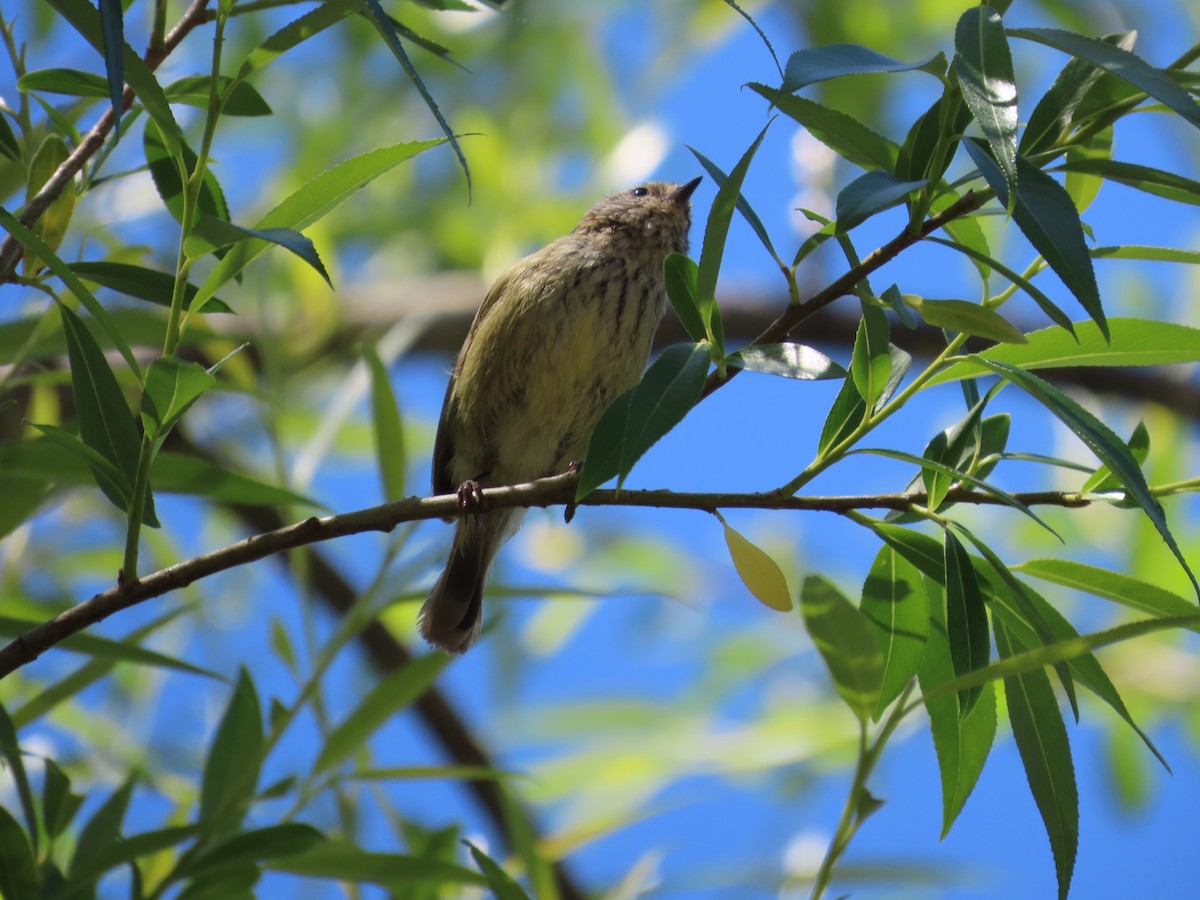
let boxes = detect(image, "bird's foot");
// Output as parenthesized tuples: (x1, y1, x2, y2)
(457, 479, 485, 522)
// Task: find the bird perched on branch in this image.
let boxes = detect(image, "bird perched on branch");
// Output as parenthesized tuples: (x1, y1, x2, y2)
(420, 176, 702, 653)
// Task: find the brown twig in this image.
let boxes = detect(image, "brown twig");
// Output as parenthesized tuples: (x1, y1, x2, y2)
(0, 0, 212, 282)
(0, 474, 1104, 679)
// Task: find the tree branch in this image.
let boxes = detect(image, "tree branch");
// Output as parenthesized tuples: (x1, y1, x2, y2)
(0, 473, 1107, 679)
(0, 0, 212, 282)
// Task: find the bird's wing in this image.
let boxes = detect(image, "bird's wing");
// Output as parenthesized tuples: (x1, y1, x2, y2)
(431, 267, 516, 495)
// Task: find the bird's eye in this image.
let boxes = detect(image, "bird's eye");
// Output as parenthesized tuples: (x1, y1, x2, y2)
(631, 186, 649, 197)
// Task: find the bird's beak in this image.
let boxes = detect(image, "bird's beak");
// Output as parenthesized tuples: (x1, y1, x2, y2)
(671, 176, 703, 204)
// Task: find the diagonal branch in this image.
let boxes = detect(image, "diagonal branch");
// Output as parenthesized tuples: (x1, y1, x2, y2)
(0, 0, 212, 282)
(0, 472, 1114, 680)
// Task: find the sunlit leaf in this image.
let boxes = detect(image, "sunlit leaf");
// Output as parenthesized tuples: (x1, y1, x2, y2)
(722, 521, 793, 611)
(800, 575, 884, 721)
(861, 546, 929, 718)
(726, 343, 846, 380)
(955, 6, 1018, 198)
(902, 295, 1026, 344)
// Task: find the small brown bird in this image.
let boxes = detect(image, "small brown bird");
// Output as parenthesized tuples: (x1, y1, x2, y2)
(420, 177, 702, 653)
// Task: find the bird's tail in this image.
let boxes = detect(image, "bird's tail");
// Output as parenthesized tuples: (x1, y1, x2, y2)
(418, 519, 493, 654)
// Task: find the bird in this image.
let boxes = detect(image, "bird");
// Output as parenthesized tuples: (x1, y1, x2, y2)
(419, 176, 703, 653)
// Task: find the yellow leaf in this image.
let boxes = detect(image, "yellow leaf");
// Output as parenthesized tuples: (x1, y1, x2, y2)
(723, 523, 793, 611)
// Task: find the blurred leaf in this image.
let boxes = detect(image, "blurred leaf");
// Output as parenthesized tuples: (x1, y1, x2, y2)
(97, 0, 124, 132)
(0, 113, 18, 160)
(17, 67, 109, 96)
(663, 252, 705, 343)
(747, 84, 898, 171)
(964, 141, 1106, 339)
(903, 295, 1026, 344)
(200, 668, 263, 827)
(726, 343, 846, 380)
(993, 618, 1078, 900)
(41, 758, 85, 839)
(0, 804, 37, 900)
(190, 140, 443, 312)
(919, 580, 996, 836)
(722, 521, 793, 611)
(315, 653, 450, 775)
(165, 75, 272, 116)
(836, 170, 927, 231)
(1013, 559, 1197, 623)
(925, 235, 1074, 334)
(366, 346, 407, 502)
(266, 841, 487, 888)
(465, 841, 531, 900)
(861, 546, 929, 719)
(978, 359, 1199, 597)
(70, 777, 134, 879)
(68, 261, 234, 313)
(1010, 27, 1200, 130)
(142, 355, 216, 437)
(691, 123, 772, 352)
(1079, 420, 1148, 493)
(1020, 32, 1136, 156)
(178, 824, 325, 880)
(0, 207, 142, 375)
(929, 318, 1200, 385)
(943, 530, 990, 715)
(955, 6, 1018, 198)
(690, 143, 779, 265)
(1092, 245, 1200, 263)
(67, 824, 203, 884)
(800, 575, 884, 721)
(24, 134, 75, 275)
(782, 44, 943, 92)
(0, 702, 38, 853)
(850, 302, 891, 409)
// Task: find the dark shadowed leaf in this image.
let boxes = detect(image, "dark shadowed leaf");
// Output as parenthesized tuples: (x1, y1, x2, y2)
(465, 841, 531, 900)
(97, 0, 124, 132)
(0, 805, 37, 900)
(800, 575, 884, 721)
(41, 758, 85, 839)
(782, 44, 943, 92)
(144, 119, 230, 227)
(0, 703, 37, 853)
(748, 84, 898, 171)
(0, 113, 19, 160)
(178, 824, 326, 880)
(200, 669, 263, 826)
(267, 841, 486, 889)
(861, 546, 929, 719)
(836, 170, 928, 231)
(68, 261, 233, 312)
(663, 252, 705, 342)
(70, 777, 134, 879)
(186, 215, 331, 286)
(994, 619, 1078, 900)
(943, 530, 990, 715)
(165, 74, 273, 116)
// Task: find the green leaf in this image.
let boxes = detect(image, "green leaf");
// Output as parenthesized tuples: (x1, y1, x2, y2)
(943, 530, 990, 715)
(25, 422, 129, 494)
(0, 804, 38, 900)
(1062, 127, 1112, 212)
(165, 75, 272, 116)
(266, 841, 486, 889)
(782, 44, 943, 92)
(835, 170, 927, 231)
(663, 253, 705, 342)
(41, 758, 85, 839)
(935, 191, 992, 280)
(919, 579, 996, 836)
(0, 207, 142, 376)
(1009, 27, 1200, 131)
(896, 90, 972, 189)
(1054, 158, 1200, 206)
(964, 141, 1106, 339)
(1013, 559, 1198, 623)
(17, 67, 109, 97)
(70, 777, 134, 879)
(903, 295, 1026, 344)
(366, 346, 407, 502)
(178, 824, 325, 879)
(315, 653, 450, 775)
(722, 521, 793, 611)
(861, 545, 929, 719)
(190, 140, 443, 313)
(234, 0, 359, 83)
(142, 355, 216, 437)
(576, 391, 633, 499)
(1092, 244, 1200, 264)
(154, 451, 319, 506)
(690, 144, 778, 265)
(0, 112, 19, 160)
(0, 616, 220, 678)
(98, 0, 124, 133)
(144, 119, 230, 227)
(200, 668, 263, 827)
(975, 359, 1200, 598)
(850, 302, 891, 409)
(691, 123, 772, 353)
(0, 702, 38, 854)
(465, 841, 531, 900)
(925, 235, 1074, 334)
(955, 6, 1019, 199)
(725, 343, 846, 381)
(68, 261, 233, 313)
(799, 575, 884, 721)
(1020, 32, 1136, 156)
(59, 304, 155, 523)
(817, 375, 867, 457)
(929, 317, 1200, 385)
(67, 824, 203, 883)
(1079, 420, 1148, 493)
(747, 84, 898, 171)
(993, 618, 1078, 900)
(186, 215, 331, 287)
(46, 0, 181, 155)
(24, 134, 76, 275)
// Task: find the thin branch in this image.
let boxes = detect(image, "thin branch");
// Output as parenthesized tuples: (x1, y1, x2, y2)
(0, 0, 212, 282)
(0, 473, 1106, 679)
